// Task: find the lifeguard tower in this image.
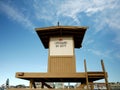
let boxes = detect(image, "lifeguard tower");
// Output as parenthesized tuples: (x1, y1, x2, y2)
(10, 25, 109, 90)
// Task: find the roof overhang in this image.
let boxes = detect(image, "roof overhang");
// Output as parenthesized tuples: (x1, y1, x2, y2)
(35, 26, 88, 49)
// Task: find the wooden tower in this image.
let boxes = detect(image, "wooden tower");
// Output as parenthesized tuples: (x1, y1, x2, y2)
(9, 25, 109, 90)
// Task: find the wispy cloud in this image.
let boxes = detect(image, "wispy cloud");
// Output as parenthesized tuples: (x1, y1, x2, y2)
(88, 49, 113, 59)
(33, 0, 83, 25)
(57, 0, 120, 44)
(88, 48, 120, 62)
(33, 0, 59, 25)
(32, 0, 120, 44)
(1, 0, 119, 43)
(57, 0, 120, 29)
(0, 1, 35, 31)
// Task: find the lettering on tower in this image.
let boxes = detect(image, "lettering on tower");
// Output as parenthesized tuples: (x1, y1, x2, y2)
(50, 37, 74, 56)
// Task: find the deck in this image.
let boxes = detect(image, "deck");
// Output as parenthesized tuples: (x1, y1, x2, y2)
(16, 72, 107, 82)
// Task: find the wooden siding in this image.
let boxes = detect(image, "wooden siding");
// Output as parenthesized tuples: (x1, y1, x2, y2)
(48, 56, 76, 73)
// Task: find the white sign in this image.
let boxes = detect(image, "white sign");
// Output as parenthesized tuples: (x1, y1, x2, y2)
(50, 37, 74, 56)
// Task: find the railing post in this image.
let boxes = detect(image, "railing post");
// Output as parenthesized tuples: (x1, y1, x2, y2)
(84, 59, 89, 90)
(101, 60, 110, 90)
(90, 82, 94, 90)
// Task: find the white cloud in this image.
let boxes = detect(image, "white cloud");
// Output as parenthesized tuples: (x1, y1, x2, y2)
(39, 0, 119, 33)
(1, 0, 119, 43)
(88, 49, 113, 59)
(0, 1, 35, 31)
(88, 48, 120, 62)
(85, 39, 94, 45)
(57, 0, 89, 24)
(32, 0, 120, 30)
(57, 0, 114, 24)
(115, 53, 120, 60)
(33, 0, 59, 25)
(57, 0, 120, 44)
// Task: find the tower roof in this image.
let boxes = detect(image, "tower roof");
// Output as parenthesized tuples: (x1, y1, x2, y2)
(35, 26, 88, 48)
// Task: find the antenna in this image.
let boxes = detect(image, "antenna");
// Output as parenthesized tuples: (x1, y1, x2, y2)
(57, 21, 59, 26)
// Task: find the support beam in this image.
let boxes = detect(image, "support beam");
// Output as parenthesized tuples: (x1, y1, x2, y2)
(33, 81, 36, 88)
(29, 79, 36, 89)
(84, 59, 89, 90)
(80, 83, 86, 89)
(90, 82, 94, 90)
(41, 81, 52, 88)
(29, 79, 33, 89)
(101, 60, 110, 90)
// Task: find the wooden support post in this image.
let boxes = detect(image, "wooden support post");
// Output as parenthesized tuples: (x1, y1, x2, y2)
(33, 81, 36, 88)
(84, 59, 89, 90)
(101, 60, 110, 90)
(29, 79, 36, 88)
(29, 79, 33, 88)
(90, 82, 94, 90)
(80, 83, 86, 89)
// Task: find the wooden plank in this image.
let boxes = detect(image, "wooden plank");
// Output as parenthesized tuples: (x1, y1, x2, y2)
(16, 72, 106, 83)
(16, 73, 86, 78)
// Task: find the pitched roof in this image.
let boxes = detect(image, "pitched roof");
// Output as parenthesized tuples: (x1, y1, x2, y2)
(35, 26, 88, 48)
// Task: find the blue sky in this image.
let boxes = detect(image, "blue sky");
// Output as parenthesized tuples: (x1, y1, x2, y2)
(0, 0, 120, 86)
